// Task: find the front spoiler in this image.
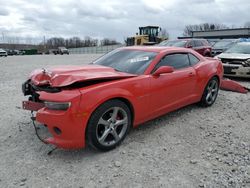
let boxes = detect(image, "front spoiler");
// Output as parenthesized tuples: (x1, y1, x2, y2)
(22, 101, 44, 111)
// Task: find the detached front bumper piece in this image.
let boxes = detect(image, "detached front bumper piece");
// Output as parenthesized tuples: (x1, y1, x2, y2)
(220, 79, 249, 94)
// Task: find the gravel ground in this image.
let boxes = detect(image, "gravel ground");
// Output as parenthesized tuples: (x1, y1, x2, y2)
(0, 55, 249, 188)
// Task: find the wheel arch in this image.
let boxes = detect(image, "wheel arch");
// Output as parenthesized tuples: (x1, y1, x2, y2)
(92, 97, 134, 125)
(200, 74, 220, 100)
(85, 96, 135, 140)
(111, 97, 135, 125)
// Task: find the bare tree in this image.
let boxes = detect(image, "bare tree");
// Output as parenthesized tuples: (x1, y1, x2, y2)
(183, 23, 229, 37)
(100, 38, 120, 46)
(45, 36, 100, 49)
(160, 28, 169, 39)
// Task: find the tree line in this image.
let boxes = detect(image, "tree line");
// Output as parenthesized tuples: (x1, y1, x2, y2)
(45, 36, 120, 49)
(0, 35, 121, 49)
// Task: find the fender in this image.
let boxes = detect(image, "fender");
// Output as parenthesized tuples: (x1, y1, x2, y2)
(78, 77, 150, 129)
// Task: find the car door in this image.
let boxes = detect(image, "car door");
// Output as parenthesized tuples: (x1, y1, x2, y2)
(148, 53, 197, 118)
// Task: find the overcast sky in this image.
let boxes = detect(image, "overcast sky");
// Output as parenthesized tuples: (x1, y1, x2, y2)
(0, 0, 249, 43)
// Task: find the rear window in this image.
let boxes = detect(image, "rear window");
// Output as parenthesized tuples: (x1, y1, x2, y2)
(159, 40, 187, 47)
(194, 40, 204, 47)
(202, 40, 209, 46)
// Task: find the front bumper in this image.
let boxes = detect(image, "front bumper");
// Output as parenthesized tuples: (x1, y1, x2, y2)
(22, 81, 87, 149)
(223, 64, 250, 78)
(22, 100, 88, 149)
(35, 108, 87, 149)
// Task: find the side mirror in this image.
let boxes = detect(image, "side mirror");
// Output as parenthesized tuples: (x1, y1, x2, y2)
(153, 66, 174, 76)
(187, 45, 193, 48)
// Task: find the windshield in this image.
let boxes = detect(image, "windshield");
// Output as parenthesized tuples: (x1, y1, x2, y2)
(92, 49, 158, 74)
(213, 41, 234, 49)
(158, 40, 187, 47)
(224, 43, 250, 54)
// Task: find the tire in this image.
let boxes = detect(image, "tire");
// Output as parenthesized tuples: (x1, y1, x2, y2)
(87, 99, 131, 151)
(199, 77, 219, 107)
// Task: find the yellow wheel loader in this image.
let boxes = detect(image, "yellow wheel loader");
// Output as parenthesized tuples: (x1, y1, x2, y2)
(126, 26, 167, 46)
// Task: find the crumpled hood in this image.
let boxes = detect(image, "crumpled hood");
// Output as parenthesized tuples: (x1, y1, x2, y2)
(29, 65, 136, 87)
(217, 53, 250, 60)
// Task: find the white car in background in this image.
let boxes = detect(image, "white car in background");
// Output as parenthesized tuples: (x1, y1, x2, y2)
(0, 48, 7, 57)
(216, 42, 250, 78)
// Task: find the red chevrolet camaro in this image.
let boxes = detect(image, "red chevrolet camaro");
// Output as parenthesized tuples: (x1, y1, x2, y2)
(22, 46, 223, 151)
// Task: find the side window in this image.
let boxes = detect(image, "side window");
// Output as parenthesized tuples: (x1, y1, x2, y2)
(154, 53, 190, 71)
(188, 53, 200, 65)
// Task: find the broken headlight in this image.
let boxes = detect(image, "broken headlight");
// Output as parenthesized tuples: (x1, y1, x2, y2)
(44, 101, 71, 110)
(243, 59, 250, 67)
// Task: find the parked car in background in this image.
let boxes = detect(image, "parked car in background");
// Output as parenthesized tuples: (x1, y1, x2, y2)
(216, 42, 250, 78)
(19, 50, 25, 55)
(211, 39, 236, 57)
(22, 46, 223, 151)
(207, 39, 221, 47)
(14, 50, 25, 55)
(6, 49, 26, 55)
(53, 47, 69, 55)
(6, 49, 15, 56)
(0, 48, 7, 57)
(158, 38, 212, 56)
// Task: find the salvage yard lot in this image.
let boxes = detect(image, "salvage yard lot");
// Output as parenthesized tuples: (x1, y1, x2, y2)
(0, 55, 250, 187)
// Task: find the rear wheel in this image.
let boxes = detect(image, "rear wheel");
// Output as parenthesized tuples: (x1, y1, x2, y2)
(87, 100, 131, 151)
(200, 77, 219, 107)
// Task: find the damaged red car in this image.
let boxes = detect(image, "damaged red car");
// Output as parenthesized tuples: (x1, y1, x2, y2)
(22, 46, 223, 151)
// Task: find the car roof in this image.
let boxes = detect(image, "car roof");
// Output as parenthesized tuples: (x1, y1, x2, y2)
(120, 46, 193, 53)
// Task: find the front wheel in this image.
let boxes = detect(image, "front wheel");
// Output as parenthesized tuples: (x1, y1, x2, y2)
(199, 77, 219, 107)
(87, 100, 131, 151)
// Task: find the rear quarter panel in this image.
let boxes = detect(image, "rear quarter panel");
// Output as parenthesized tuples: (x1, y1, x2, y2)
(194, 57, 223, 95)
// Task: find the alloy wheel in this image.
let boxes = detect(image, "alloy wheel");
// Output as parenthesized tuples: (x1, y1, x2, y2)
(206, 79, 218, 105)
(96, 107, 128, 146)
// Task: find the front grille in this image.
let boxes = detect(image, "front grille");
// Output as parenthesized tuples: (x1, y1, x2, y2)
(221, 58, 244, 65)
(223, 66, 237, 75)
(31, 84, 61, 93)
(211, 51, 222, 56)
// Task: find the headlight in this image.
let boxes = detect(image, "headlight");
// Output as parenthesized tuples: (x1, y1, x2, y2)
(44, 101, 71, 110)
(246, 59, 250, 66)
(242, 59, 250, 67)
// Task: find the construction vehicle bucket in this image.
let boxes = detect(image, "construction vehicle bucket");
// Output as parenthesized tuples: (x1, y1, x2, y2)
(220, 79, 249, 94)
